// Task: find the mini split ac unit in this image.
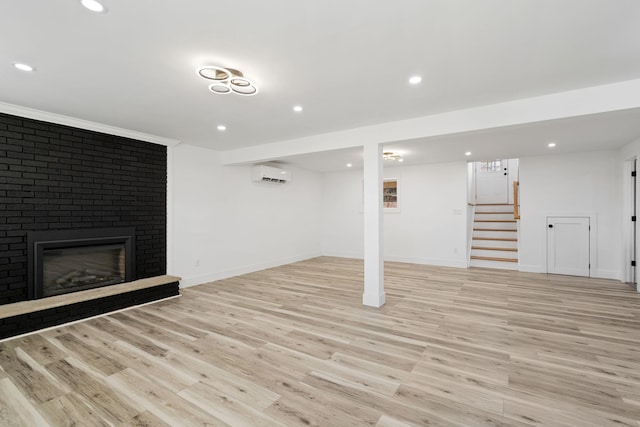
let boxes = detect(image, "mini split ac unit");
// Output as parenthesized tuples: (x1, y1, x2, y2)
(251, 165, 291, 183)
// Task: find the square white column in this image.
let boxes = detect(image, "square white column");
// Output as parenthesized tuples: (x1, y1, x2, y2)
(362, 143, 385, 307)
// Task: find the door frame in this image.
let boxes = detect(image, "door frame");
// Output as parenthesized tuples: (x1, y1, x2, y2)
(545, 211, 596, 276)
(622, 156, 637, 286)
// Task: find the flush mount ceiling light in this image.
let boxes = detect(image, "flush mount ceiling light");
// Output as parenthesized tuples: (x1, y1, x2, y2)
(81, 0, 107, 13)
(408, 75, 422, 85)
(548, 142, 557, 148)
(465, 151, 472, 156)
(346, 163, 353, 168)
(293, 105, 303, 113)
(196, 66, 258, 96)
(217, 125, 226, 131)
(13, 62, 34, 72)
(383, 151, 403, 161)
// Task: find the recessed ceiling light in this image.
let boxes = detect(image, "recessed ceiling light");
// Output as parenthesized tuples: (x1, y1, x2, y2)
(346, 163, 352, 168)
(217, 125, 226, 131)
(81, 0, 107, 13)
(548, 142, 557, 148)
(465, 151, 472, 156)
(293, 105, 303, 113)
(408, 75, 422, 85)
(13, 63, 34, 72)
(398, 158, 404, 162)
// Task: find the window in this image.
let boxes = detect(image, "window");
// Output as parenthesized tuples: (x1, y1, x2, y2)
(383, 178, 398, 209)
(480, 160, 502, 172)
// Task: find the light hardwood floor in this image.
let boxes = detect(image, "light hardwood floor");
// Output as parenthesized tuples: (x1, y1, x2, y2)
(1, 257, 640, 426)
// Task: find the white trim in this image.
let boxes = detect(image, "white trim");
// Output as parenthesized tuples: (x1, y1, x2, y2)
(466, 204, 476, 268)
(321, 252, 467, 269)
(0, 101, 180, 147)
(384, 255, 468, 269)
(0, 294, 181, 343)
(518, 264, 546, 273)
(322, 251, 363, 259)
(362, 292, 386, 307)
(592, 269, 621, 281)
(166, 146, 175, 274)
(622, 156, 637, 285)
(178, 253, 322, 288)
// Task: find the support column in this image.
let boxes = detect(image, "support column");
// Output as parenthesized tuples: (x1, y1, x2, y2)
(362, 143, 385, 307)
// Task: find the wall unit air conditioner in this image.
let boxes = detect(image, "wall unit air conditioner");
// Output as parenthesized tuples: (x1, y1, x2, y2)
(252, 165, 291, 183)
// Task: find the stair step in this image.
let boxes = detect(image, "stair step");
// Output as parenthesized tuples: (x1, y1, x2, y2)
(471, 256, 518, 262)
(474, 230, 519, 239)
(475, 219, 517, 223)
(473, 237, 517, 241)
(469, 259, 519, 270)
(474, 204, 514, 213)
(473, 228, 517, 232)
(476, 212, 513, 215)
(471, 246, 517, 251)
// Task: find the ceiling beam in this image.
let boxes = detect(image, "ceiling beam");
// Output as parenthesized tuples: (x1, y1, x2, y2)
(220, 78, 640, 165)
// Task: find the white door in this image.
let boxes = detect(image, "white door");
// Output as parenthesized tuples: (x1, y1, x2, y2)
(476, 160, 509, 204)
(547, 216, 590, 277)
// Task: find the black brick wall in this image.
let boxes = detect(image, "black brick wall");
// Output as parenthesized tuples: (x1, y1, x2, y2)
(0, 282, 179, 339)
(0, 112, 167, 305)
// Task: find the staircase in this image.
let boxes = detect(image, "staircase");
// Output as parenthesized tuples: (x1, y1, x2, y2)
(470, 204, 518, 270)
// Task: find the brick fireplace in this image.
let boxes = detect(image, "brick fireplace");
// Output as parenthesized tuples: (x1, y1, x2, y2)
(0, 111, 178, 338)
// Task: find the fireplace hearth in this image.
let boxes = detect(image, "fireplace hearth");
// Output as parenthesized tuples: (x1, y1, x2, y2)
(27, 228, 136, 300)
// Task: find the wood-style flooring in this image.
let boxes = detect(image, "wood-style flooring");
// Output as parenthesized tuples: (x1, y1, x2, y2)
(1, 257, 640, 426)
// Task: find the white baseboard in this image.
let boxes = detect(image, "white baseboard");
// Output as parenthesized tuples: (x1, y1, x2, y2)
(518, 264, 546, 273)
(321, 252, 467, 269)
(518, 265, 622, 280)
(591, 269, 621, 281)
(384, 255, 468, 269)
(321, 251, 363, 259)
(178, 252, 322, 288)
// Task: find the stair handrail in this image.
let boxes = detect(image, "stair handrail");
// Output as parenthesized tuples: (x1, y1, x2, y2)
(513, 181, 520, 220)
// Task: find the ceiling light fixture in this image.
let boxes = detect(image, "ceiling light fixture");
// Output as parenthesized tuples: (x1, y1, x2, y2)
(197, 66, 258, 96)
(548, 142, 557, 148)
(293, 105, 303, 113)
(81, 0, 107, 13)
(383, 151, 403, 161)
(465, 151, 472, 156)
(217, 125, 226, 131)
(346, 163, 352, 168)
(13, 63, 34, 72)
(408, 75, 422, 85)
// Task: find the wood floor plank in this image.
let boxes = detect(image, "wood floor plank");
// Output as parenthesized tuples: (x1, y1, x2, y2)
(1, 256, 640, 426)
(0, 377, 50, 426)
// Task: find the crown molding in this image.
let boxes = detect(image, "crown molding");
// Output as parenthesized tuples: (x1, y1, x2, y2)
(0, 102, 181, 147)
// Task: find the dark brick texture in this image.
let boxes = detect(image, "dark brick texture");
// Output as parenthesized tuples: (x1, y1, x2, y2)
(0, 282, 179, 339)
(0, 112, 168, 305)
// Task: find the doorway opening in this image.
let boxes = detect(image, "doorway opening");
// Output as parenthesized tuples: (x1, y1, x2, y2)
(467, 158, 520, 270)
(623, 157, 637, 287)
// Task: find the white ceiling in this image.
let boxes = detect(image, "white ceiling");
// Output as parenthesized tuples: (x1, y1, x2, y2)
(2, 0, 640, 166)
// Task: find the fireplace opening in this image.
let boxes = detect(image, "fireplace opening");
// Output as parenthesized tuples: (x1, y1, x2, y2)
(28, 228, 135, 300)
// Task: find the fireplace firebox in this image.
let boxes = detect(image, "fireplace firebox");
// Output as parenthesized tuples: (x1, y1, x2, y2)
(27, 228, 136, 300)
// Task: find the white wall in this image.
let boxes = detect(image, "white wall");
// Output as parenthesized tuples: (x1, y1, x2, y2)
(322, 162, 468, 268)
(172, 144, 323, 287)
(519, 150, 621, 279)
